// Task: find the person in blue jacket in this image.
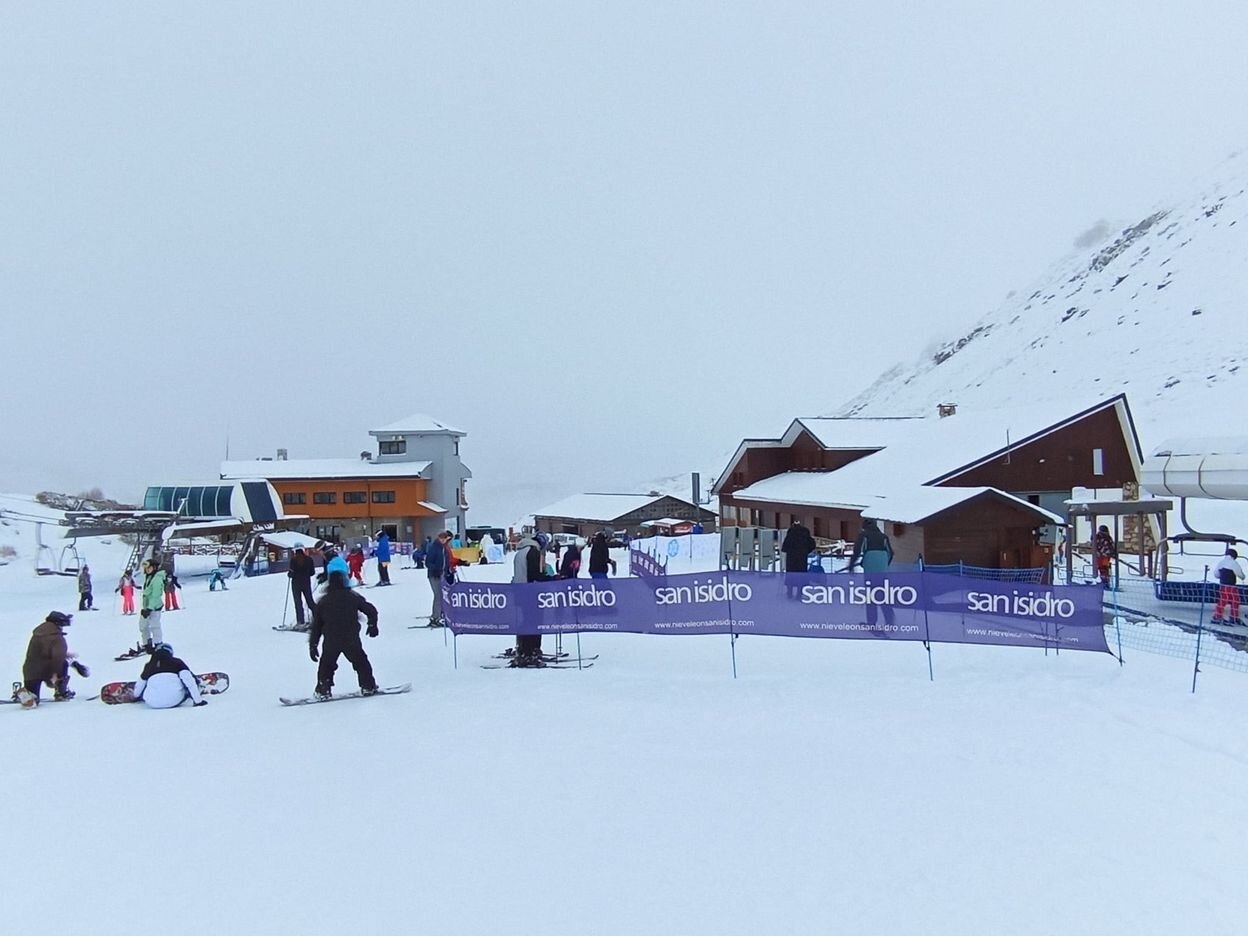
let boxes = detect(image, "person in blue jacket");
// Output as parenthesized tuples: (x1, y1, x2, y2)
(424, 530, 451, 626)
(375, 530, 392, 586)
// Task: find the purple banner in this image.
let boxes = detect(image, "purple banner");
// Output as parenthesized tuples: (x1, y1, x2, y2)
(444, 571, 1109, 653)
(628, 548, 666, 579)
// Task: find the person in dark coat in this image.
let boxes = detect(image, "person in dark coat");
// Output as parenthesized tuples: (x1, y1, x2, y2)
(309, 571, 380, 699)
(587, 532, 616, 580)
(558, 542, 582, 579)
(1093, 525, 1117, 587)
(781, 518, 816, 597)
(512, 532, 554, 664)
(424, 530, 453, 626)
(18, 611, 87, 705)
(288, 546, 317, 631)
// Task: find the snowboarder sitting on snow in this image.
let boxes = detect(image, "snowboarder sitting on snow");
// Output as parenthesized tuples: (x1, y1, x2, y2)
(132, 643, 206, 708)
(17, 611, 88, 705)
(309, 570, 380, 700)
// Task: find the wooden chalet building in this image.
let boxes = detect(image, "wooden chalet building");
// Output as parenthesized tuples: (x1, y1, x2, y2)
(534, 493, 717, 540)
(712, 395, 1143, 569)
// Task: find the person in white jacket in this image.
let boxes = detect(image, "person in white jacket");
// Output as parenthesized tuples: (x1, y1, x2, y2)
(1211, 548, 1246, 625)
(132, 643, 206, 708)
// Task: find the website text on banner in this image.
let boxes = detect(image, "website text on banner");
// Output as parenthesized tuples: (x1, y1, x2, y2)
(442, 571, 1109, 653)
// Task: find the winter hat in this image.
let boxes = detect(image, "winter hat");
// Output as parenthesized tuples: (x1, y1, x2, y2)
(1230, 549, 1239, 559)
(535, 532, 551, 550)
(154, 642, 174, 656)
(47, 611, 72, 626)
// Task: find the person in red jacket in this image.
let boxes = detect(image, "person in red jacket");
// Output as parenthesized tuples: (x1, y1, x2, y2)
(346, 546, 366, 587)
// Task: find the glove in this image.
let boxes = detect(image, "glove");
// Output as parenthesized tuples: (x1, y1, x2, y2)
(309, 643, 319, 662)
(70, 660, 90, 678)
(193, 700, 207, 707)
(140, 608, 151, 619)
(366, 623, 379, 638)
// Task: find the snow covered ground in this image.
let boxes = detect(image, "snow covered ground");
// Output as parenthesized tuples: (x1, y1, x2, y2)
(3, 529, 1246, 934)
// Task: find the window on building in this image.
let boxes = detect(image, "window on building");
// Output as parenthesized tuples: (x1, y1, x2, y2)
(839, 520, 849, 541)
(722, 505, 737, 524)
(314, 525, 340, 542)
(313, 492, 337, 505)
(379, 440, 406, 456)
(282, 492, 306, 506)
(372, 490, 396, 504)
(343, 491, 367, 505)
(813, 516, 825, 538)
(1092, 448, 1105, 476)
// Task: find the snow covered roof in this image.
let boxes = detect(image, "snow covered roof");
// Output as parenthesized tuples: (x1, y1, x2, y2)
(369, 413, 465, 436)
(261, 531, 323, 550)
(735, 472, 1061, 524)
(534, 492, 682, 522)
(418, 501, 447, 513)
(220, 459, 432, 481)
(788, 416, 923, 450)
(727, 396, 1133, 524)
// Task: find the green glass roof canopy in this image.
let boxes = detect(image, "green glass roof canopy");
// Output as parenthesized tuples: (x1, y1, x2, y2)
(142, 482, 281, 522)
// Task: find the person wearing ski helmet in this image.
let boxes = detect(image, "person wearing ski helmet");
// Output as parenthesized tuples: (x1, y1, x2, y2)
(132, 643, 206, 708)
(17, 611, 88, 705)
(309, 570, 380, 700)
(139, 557, 167, 652)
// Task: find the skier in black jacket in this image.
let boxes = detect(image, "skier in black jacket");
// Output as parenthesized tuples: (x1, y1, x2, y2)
(781, 518, 816, 597)
(288, 546, 317, 632)
(309, 571, 380, 699)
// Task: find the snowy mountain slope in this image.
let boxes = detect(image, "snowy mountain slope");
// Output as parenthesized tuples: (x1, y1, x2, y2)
(838, 151, 1248, 448)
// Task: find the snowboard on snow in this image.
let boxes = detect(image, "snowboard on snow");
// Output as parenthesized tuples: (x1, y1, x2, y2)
(279, 683, 411, 706)
(272, 624, 311, 633)
(100, 672, 230, 705)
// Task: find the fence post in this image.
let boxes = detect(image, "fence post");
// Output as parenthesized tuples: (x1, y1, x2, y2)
(1111, 576, 1124, 666)
(1191, 565, 1209, 694)
(918, 558, 934, 681)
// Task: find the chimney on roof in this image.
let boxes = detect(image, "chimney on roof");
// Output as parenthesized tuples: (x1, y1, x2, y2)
(937, 402, 958, 419)
(276, 448, 288, 460)
(360, 451, 372, 461)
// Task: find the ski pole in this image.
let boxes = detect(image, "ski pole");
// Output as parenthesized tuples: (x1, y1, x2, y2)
(280, 578, 291, 629)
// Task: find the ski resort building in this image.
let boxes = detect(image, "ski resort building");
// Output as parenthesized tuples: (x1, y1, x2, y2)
(713, 395, 1143, 570)
(220, 414, 472, 545)
(534, 493, 717, 540)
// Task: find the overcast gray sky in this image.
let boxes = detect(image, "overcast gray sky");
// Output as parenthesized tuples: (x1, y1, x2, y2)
(2, 1, 1246, 522)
